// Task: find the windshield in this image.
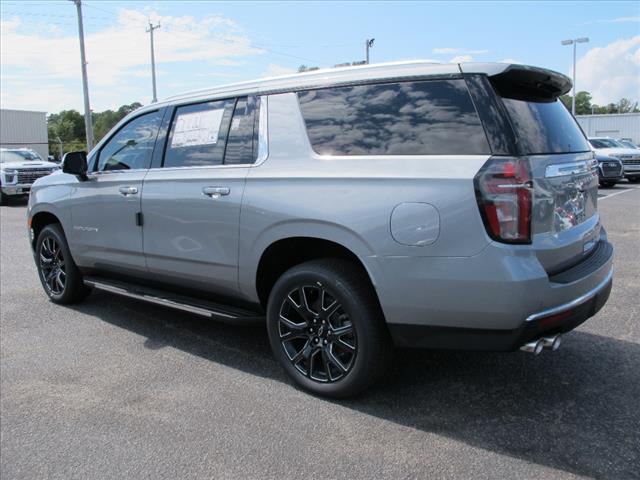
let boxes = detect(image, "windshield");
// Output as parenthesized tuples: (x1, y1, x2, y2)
(0, 151, 32, 164)
(0, 150, 42, 163)
(590, 139, 623, 149)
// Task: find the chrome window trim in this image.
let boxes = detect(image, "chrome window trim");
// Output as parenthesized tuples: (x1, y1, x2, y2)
(145, 95, 267, 172)
(254, 95, 269, 166)
(89, 168, 148, 176)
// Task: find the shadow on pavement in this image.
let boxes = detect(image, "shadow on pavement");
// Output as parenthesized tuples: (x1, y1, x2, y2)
(68, 291, 639, 479)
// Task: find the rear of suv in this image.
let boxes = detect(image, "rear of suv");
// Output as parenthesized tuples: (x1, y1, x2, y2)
(27, 62, 613, 397)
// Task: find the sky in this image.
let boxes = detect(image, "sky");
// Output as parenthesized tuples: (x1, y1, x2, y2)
(1, 0, 639, 114)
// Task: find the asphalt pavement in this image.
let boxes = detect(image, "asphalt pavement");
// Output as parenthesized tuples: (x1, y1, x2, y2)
(1, 184, 639, 479)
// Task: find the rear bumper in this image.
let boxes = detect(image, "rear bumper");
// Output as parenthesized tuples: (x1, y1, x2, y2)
(389, 268, 612, 350)
(365, 232, 614, 350)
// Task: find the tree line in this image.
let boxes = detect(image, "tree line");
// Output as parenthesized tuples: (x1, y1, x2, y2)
(560, 91, 639, 115)
(47, 102, 141, 159)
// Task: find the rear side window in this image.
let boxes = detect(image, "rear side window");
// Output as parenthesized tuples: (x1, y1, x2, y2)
(164, 99, 234, 168)
(97, 110, 162, 171)
(297, 79, 489, 156)
(224, 96, 259, 165)
(501, 99, 590, 154)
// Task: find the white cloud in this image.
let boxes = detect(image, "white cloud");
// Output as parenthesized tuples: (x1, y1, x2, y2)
(450, 55, 473, 63)
(574, 36, 640, 104)
(263, 63, 296, 77)
(0, 9, 261, 112)
(499, 58, 523, 64)
(433, 47, 489, 55)
(584, 16, 640, 25)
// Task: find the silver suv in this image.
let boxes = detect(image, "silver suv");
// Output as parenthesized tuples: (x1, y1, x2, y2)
(28, 62, 614, 397)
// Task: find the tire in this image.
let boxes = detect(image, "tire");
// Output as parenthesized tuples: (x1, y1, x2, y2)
(600, 181, 616, 188)
(628, 177, 640, 184)
(0, 191, 7, 206)
(35, 224, 91, 304)
(266, 259, 393, 398)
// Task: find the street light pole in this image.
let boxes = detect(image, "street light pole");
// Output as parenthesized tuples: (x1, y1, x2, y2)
(146, 21, 161, 103)
(561, 37, 589, 116)
(365, 38, 375, 64)
(72, 0, 94, 151)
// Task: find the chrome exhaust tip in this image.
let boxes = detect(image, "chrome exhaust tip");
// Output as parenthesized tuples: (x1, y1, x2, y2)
(540, 334, 562, 351)
(520, 339, 544, 355)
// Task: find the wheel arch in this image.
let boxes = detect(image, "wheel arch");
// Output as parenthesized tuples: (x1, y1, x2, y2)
(30, 210, 64, 249)
(254, 236, 379, 310)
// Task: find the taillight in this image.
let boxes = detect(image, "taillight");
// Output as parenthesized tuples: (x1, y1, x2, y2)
(474, 156, 533, 244)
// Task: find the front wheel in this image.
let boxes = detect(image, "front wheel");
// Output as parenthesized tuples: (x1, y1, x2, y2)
(266, 259, 393, 398)
(628, 177, 640, 184)
(35, 224, 91, 304)
(600, 181, 617, 188)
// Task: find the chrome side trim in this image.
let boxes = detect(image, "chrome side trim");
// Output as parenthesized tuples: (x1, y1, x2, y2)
(526, 267, 613, 322)
(84, 280, 237, 319)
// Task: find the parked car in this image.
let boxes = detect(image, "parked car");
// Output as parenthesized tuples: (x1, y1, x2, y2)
(589, 137, 640, 183)
(27, 62, 614, 397)
(595, 154, 624, 187)
(617, 139, 639, 150)
(0, 148, 59, 205)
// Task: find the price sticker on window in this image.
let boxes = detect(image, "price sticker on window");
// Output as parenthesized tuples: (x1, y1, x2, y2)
(171, 109, 225, 148)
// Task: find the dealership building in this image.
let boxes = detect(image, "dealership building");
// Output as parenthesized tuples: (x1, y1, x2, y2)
(0, 109, 49, 160)
(576, 113, 640, 144)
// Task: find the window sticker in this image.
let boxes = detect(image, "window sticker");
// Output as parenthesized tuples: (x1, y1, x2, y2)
(171, 108, 225, 148)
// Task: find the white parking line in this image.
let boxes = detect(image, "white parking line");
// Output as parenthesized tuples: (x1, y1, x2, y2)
(599, 188, 636, 200)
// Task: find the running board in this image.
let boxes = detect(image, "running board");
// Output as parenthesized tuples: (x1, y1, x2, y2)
(83, 276, 264, 324)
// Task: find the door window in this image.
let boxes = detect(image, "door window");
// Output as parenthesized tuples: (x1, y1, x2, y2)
(164, 99, 235, 168)
(97, 110, 162, 171)
(224, 96, 259, 165)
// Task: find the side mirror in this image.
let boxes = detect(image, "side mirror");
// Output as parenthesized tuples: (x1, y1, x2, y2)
(62, 151, 88, 180)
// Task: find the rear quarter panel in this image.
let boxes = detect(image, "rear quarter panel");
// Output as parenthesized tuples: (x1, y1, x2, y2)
(238, 92, 491, 302)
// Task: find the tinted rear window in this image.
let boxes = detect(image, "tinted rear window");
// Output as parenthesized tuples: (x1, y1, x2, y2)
(297, 79, 490, 156)
(501, 99, 590, 154)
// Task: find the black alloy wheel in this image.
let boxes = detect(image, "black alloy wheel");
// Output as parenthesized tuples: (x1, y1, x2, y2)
(35, 224, 91, 304)
(39, 236, 66, 295)
(278, 284, 357, 382)
(266, 259, 393, 398)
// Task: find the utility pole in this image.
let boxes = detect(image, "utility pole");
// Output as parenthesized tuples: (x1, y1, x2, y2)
(365, 38, 375, 64)
(56, 136, 63, 159)
(146, 21, 161, 103)
(71, 0, 94, 151)
(561, 37, 589, 116)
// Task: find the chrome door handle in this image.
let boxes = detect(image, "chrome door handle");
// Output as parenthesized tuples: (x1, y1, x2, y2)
(202, 186, 230, 198)
(119, 186, 138, 196)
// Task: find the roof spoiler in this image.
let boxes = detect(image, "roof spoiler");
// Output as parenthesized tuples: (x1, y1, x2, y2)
(460, 63, 572, 102)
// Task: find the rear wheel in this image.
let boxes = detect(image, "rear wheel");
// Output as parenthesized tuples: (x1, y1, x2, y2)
(36, 224, 91, 304)
(266, 259, 393, 398)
